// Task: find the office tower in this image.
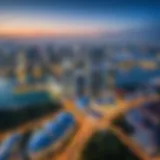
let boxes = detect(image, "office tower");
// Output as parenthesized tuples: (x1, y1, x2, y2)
(74, 61, 88, 97)
(89, 48, 107, 97)
(15, 51, 27, 84)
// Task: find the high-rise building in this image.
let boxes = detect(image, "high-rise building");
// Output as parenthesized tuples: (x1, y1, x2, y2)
(89, 48, 107, 97)
(15, 51, 27, 84)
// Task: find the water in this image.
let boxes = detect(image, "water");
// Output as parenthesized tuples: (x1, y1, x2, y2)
(0, 78, 51, 110)
(0, 78, 15, 108)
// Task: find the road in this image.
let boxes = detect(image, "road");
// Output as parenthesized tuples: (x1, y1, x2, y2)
(0, 95, 159, 160)
(56, 95, 160, 160)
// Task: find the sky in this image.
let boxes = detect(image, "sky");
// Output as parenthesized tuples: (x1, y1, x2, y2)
(0, 0, 159, 38)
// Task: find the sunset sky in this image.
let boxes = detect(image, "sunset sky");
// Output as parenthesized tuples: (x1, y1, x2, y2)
(0, 0, 159, 38)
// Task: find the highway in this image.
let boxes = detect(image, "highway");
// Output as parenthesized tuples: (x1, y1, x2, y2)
(0, 95, 160, 160)
(54, 95, 160, 160)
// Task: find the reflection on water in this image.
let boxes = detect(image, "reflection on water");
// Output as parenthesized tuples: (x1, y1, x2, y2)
(0, 78, 15, 108)
(0, 77, 62, 131)
(0, 78, 54, 110)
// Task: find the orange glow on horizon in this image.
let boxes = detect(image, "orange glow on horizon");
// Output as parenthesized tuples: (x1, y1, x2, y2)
(0, 27, 103, 38)
(0, 14, 107, 38)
